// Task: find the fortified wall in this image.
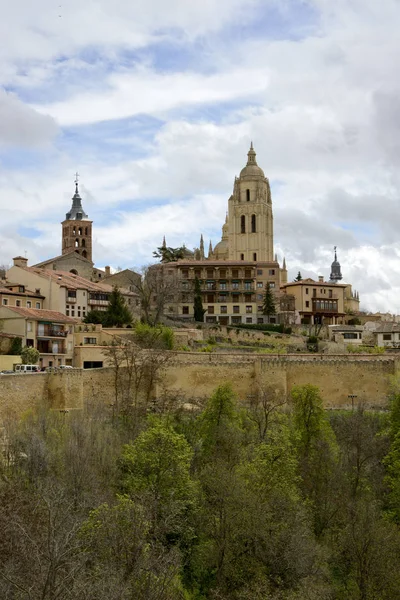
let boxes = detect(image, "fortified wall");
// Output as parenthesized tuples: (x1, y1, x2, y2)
(0, 353, 398, 422)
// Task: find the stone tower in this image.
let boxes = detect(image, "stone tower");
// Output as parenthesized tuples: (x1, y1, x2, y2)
(61, 179, 93, 263)
(329, 246, 343, 283)
(227, 143, 273, 262)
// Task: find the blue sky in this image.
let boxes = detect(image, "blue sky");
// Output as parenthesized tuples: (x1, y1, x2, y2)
(1, 0, 400, 311)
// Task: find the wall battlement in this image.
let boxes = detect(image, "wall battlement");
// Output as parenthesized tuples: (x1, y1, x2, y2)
(0, 352, 398, 422)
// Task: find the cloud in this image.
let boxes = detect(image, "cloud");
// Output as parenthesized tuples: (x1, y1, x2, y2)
(0, 89, 58, 146)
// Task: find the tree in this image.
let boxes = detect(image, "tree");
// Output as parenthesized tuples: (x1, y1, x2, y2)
(20, 345, 40, 364)
(193, 276, 205, 322)
(10, 337, 22, 355)
(83, 309, 105, 324)
(132, 265, 176, 326)
(262, 282, 276, 321)
(294, 271, 302, 281)
(153, 245, 186, 263)
(103, 286, 132, 327)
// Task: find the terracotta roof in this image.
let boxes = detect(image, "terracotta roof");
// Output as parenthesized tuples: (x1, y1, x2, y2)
(374, 323, 400, 333)
(33, 250, 93, 267)
(283, 279, 347, 288)
(17, 266, 138, 296)
(330, 325, 363, 331)
(0, 285, 44, 298)
(4, 306, 77, 323)
(0, 332, 19, 338)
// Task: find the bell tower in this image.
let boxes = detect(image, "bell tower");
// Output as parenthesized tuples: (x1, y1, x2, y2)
(227, 143, 273, 262)
(61, 174, 93, 263)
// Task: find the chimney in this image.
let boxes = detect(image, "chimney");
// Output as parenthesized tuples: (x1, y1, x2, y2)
(104, 266, 111, 277)
(318, 275, 324, 282)
(13, 256, 28, 268)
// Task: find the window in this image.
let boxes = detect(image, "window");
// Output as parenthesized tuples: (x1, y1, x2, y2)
(220, 269, 226, 278)
(329, 289, 333, 298)
(84, 337, 97, 344)
(16, 300, 21, 307)
(206, 316, 217, 323)
(81, 239, 86, 247)
(246, 189, 250, 202)
(269, 269, 275, 276)
(181, 269, 189, 278)
(232, 269, 239, 278)
(208, 306, 214, 314)
(26, 301, 31, 308)
(305, 301, 309, 308)
(194, 270, 201, 278)
(257, 282, 263, 288)
(232, 282, 239, 290)
(78, 311, 81, 317)
(344, 333, 358, 339)
(181, 282, 189, 290)
(71, 310, 75, 317)
(19, 286, 24, 293)
(253, 253, 257, 261)
(241, 215, 246, 233)
(27, 322, 32, 332)
(313, 289, 316, 297)
(244, 282, 252, 290)
(257, 269, 263, 275)
(258, 305, 263, 312)
(233, 305, 240, 314)
(75, 239, 79, 247)
(220, 306, 227, 313)
(36, 302, 41, 309)
(246, 317, 253, 323)
(220, 282, 227, 290)
(85, 227, 88, 235)
(207, 269, 214, 278)
(66, 310, 70, 316)
(240, 254, 244, 260)
(231, 316, 242, 324)
(257, 294, 263, 300)
(244, 269, 252, 278)
(246, 305, 253, 313)
(182, 306, 189, 315)
(35, 289, 40, 294)
(2, 298, 8, 305)
(383, 334, 392, 340)
(305, 288, 309, 295)
(251, 214, 256, 233)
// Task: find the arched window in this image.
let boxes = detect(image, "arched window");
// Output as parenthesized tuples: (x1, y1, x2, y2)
(241, 215, 246, 233)
(85, 227, 88, 235)
(78, 227, 82, 235)
(81, 238, 86, 247)
(251, 214, 256, 233)
(240, 253, 244, 260)
(75, 239, 79, 248)
(73, 226, 76, 235)
(82, 250, 87, 258)
(253, 253, 257, 261)
(70, 269, 78, 275)
(246, 189, 250, 202)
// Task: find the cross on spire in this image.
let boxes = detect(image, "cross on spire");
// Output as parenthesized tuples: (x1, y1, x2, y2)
(74, 172, 80, 193)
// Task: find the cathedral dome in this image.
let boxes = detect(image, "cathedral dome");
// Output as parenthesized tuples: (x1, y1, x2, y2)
(240, 142, 265, 178)
(214, 239, 228, 258)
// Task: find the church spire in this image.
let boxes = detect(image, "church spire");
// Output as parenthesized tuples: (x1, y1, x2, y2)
(65, 173, 88, 220)
(247, 141, 257, 166)
(329, 246, 343, 283)
(208, 240, 213, 259)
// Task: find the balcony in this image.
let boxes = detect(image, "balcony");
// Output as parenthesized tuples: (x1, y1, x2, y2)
(67, 296, 77, 304)
(312, 300, 338, 314)
(37, 340, 66, 354)
(89, 297, 109, 306)
(37, 325, 67, 338)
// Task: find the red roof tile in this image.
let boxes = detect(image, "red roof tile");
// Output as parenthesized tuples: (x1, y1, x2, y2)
(5, 306, 77, 323)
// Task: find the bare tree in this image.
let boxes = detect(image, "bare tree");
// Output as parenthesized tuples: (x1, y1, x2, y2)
(247, 385, 287, 440)
(131, 264, 177, 326)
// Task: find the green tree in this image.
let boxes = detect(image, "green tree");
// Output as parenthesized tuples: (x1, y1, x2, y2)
(10, 337, 22, 355)
(153, 245, 186, 263)
(294, 271, 303, 281)
(83, 309, 105, 324)
(118, 418, 196, 538)
(20, 345, 40, 364)
(262, 282, 276, 321)
(193, 276, 205, 322)
(103, 286, 132, 327)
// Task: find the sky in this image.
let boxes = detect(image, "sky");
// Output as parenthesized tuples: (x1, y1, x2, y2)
(1, 0, 400, 312)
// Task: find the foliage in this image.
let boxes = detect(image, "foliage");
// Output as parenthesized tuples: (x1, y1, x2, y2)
(20, 345, 40, 364)
(133, 322, 174, 349)
(348, 317, 362, 325)
(193, 276, 205, 322)
(262, 282, 276, 318)
(153, 245, 186, 263)
(9, 336, 22, 355)
(102, 286, 132, 327)
(294, 271, 303, 281)
(230, 322, 292, 333)
(347, 344, 385, 354)
(83, 309, 105, 324)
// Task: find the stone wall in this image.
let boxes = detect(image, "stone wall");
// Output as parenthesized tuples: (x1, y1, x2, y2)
(1, 353, 399, 423)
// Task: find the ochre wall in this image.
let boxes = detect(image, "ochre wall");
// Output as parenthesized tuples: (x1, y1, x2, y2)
(1, 354, 399, 422)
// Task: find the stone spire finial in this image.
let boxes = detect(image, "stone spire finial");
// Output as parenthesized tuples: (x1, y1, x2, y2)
(283, 257, 287, 269)
(274, 252, 278, 262)
(208, 240, 213, 258)
(247, 142, 257, 166)
(65, 174, 88, 220)
(200, 234, 205, 259)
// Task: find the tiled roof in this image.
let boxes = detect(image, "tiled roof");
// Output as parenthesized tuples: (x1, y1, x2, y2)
(283, 279, 347, 288)
(4, 306, 77, 323)
(33, 250, 92, 267)
(330, 325, 363, 331)
(19, 266, 138, 296)
(0, 285, 44, 298)
(374, 322, 400, 333)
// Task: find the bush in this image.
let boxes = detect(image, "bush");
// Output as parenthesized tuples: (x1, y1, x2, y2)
(206, 336, 217, 345)
(230, 323, 292, 334)
(10, 337, 22, 355)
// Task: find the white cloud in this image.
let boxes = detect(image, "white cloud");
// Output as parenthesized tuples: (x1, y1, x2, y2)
(0, 89, 58, 146)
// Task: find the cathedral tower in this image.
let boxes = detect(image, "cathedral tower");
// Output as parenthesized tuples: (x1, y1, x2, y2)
(227, 143, 273, 262)
(61, 177, 93, 263)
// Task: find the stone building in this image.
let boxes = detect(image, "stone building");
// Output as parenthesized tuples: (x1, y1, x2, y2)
(32, 178, 105, 282)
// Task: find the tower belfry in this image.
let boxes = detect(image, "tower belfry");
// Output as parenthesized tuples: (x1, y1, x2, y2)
(61, 176, 93, 263)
